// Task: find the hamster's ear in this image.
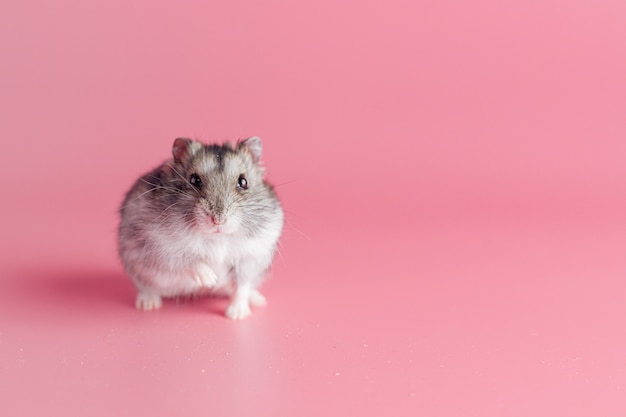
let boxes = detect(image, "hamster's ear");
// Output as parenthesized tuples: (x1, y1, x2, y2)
(237, 136, 263, 163)
(172, 138, 202, 164)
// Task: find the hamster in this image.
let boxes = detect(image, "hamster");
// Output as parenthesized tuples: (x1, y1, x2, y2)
(118, 136, 284, 320)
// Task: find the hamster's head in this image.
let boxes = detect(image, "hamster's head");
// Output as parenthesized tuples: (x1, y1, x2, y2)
(165, 136, 279, 236)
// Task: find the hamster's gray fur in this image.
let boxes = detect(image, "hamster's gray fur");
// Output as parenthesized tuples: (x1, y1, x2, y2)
(118, 136, 284, 319)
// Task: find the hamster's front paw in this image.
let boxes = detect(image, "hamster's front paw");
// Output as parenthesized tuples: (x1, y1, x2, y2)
(225, 301, 252, 320)
(193, 263, 218, 288)
(136, 293, 163, 311)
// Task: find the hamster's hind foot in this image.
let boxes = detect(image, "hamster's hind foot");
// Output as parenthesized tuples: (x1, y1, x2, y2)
(225, 301, 252, 320)
(224, 288, 267, 320)
(136, 292, 163, 311)
(249, 289, 267, 307)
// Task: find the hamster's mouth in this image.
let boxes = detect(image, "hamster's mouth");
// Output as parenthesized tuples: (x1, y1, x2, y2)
(198, 214, 234, 235)
(197, 222, 227, 235)
(210, 225, 237, 236)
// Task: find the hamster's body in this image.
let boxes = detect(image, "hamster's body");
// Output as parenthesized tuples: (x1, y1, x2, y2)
(118, 137, 283, 319)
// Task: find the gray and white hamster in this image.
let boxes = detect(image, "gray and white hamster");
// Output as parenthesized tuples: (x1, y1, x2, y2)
(118, 136, 284, 320)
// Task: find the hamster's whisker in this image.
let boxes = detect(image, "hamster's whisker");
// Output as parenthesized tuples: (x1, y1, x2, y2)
(280, 208, 302, 218)
(135, 181, 185, 200)
(143, 176, 183, 192)
(168, 165, 201, 197)
(158, 201, 183, 217)
(271, 180, 298, 188)
(275, 240, 287, 267)
(284, 218, 311, 241)
(120, 187, 162, 209)
(121, 188, 184, 210)
(143, 199, 182, 226)
(140, 178, 186, 195)
(242, 203, 279, 210)
(139, 178, 167, 189)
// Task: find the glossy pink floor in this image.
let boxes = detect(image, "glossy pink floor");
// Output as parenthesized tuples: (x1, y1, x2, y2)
(2, 1, 626, 416)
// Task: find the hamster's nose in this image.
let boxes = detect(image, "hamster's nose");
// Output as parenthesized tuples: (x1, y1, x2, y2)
(211, 214, 226, 226)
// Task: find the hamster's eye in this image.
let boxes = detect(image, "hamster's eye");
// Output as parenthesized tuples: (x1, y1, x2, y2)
(237, 174, 248, 190)
(189, 173, 203, 188)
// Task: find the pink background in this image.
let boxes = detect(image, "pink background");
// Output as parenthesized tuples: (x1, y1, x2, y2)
(1, 0, 625, 415)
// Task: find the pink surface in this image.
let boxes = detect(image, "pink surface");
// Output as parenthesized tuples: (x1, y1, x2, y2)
(1, 0, 626, 416)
